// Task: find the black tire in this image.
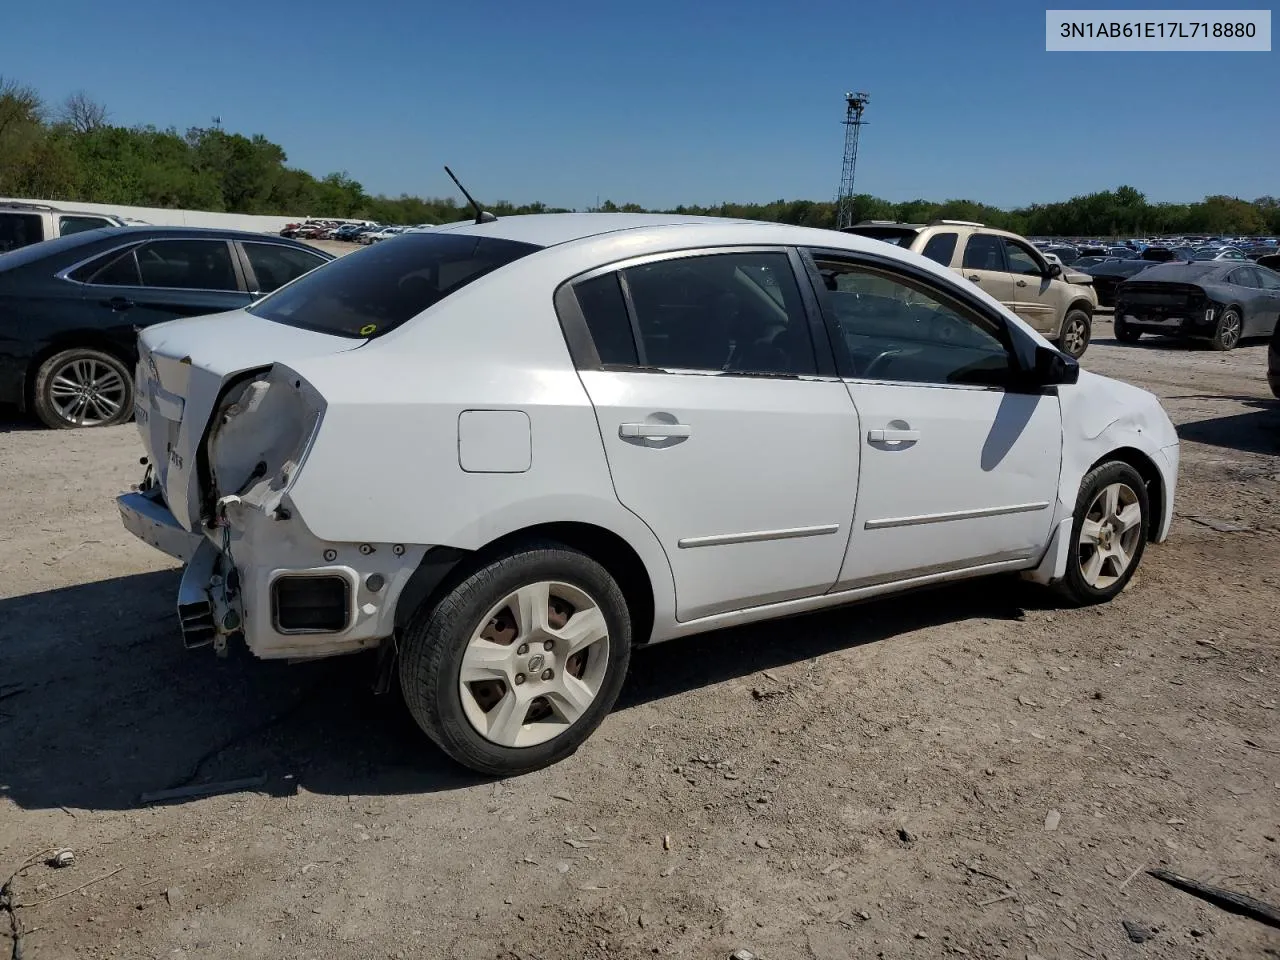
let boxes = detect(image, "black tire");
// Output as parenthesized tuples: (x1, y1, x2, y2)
(399, 541, 632, 776)
(1054, 461, 1150, 607)
(1056, 308, 1092, 359)
(32, 347, 134, 430)
(1113, 313, 1142, 343)
(1210, 307, 1243, 351)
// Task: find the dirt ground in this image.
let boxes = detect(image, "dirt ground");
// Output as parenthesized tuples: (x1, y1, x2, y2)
(2, 317, 1278, 960)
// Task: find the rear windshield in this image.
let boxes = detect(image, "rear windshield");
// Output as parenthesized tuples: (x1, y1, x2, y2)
(246, 232, 541, 338)
(841, 226, 920, 247)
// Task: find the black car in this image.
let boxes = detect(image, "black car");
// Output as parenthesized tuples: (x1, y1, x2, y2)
(1269, 318, 1280, 398)
(0, 227, 333, 428)
(1075, 258, 1158, 307)
(1114, 261, 1280, 350)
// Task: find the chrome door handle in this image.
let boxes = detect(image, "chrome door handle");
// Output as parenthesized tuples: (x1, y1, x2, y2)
(619, 422, 691, 439)
(967, 274, 981, 282)
(868, 428, 920, 443)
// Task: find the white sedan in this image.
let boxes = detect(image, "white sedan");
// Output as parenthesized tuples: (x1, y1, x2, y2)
(119, 214, 1180, 776)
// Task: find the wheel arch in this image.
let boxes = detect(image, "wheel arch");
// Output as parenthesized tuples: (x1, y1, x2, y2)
(394, 521, 657, 648)
(1087, 446, 1164, 543)
(1066, 298, 1094, 318)
(23, 334, 136, 411)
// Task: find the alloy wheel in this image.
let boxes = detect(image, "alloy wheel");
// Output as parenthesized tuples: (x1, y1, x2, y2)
(1218, 311, 1242, 349)
(1062, 317, 1087, 356)
(49, 357, 127, 426)
(1077, 482, 1143, 589)
(459, 581, 611, 748)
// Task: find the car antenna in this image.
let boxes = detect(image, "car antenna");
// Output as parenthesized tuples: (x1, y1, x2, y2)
(444, 166, 497, 225)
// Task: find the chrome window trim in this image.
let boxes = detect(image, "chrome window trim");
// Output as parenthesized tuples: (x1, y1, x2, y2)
(55, 237, 247, 294)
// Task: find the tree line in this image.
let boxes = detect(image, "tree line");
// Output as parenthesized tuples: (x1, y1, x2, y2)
(2, 78, 1276, 237)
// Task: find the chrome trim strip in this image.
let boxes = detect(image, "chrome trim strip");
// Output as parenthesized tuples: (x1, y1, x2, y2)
(864, 501, 1050, 530)
(678, 523, 840, 549)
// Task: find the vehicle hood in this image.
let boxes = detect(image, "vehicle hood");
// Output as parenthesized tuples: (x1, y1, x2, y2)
(1060, 370, 1178, 449)
(136, 308, 362, 531)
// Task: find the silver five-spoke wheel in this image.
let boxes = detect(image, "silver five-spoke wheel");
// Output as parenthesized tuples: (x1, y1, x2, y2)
(460, 581, 610, 747)
(1077, 482, 1143, 588)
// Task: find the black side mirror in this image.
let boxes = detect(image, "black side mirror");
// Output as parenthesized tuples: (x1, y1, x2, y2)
(1045, 262, 1063, 278)
(1033, 344, 1079, 386)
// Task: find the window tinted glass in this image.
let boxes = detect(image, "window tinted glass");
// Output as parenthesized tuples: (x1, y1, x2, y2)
(1256, 267, 1280, 290)
(573, 272, 638, 366)
(58, 215, 111, 236)
(71, 247, 142, 286)
(248, 233, 540, 338)
(621, 252, 816, 376)
(813, 258, 1011, 386)
(1003, 239, 1043, 276)
(962, 234, 1006, 271)
(137, 240, 238, 291)
(0, 212, 43, 253)
(242, 242, 328, 292)
(1228, 267, 1260, 288)
(920, 232, 958, 265)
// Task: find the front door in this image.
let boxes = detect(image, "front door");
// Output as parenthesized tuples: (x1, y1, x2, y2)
(804, 250, 1062, 588)
(958, 233, 1015, 309)
(570, 249, 860, 622)
(1001, 237, 1060, 334)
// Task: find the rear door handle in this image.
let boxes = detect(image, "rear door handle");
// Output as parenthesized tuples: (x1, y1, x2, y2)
(868, 428, 920, 443)
(620, 422, 691, 439)
(1015, 280, 1028, 287)
(106, 297, 134, 311)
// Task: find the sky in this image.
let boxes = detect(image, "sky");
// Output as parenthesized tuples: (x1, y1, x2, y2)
(3, 0, 1275, 210)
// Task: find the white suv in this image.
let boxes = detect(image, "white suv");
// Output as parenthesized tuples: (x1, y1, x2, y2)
(119, 215, 1179, 775)
(0, 201, 127, 253)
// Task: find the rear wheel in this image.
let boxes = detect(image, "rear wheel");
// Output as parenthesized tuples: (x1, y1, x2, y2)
(399, 542, 632, 776)
(32, 348, 134, 429)
(1210, 307, 1243, 351)
(1056, 309, 1091, 359)
(1113, 314, 1142, 343)
(1055, 461, 1149, 606)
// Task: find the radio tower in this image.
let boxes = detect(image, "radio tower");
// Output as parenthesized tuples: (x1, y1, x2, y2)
(834, 91, 870, 230)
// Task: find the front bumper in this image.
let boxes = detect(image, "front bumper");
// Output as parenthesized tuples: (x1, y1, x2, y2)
(118, 489, 427, 660)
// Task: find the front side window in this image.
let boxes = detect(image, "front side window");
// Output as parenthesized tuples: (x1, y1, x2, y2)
(248, 233, 540, 338)
(811, 256, 1012, 386)
(58, 215, 111, 236)
(962, 234, 1006, 272)
(618, 252, 817, 376)
(920, 232, 958, 266)
(137, 240, 239, 291)
(1003, 239, 1045, 276)
(242, 242, 328, 292)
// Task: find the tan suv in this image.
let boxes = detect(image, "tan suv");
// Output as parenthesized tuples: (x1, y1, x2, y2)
(843, 219, 1097, 358)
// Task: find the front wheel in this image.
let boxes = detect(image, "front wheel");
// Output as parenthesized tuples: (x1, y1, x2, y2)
(1210, 307, 1243, 351)
(32, 347, 134, 429)
(1113, 313, 1142, 343)
(1057, 309, 1091, 359)
(399, 543, 632, 776)
(1055, 461, 1149, 606)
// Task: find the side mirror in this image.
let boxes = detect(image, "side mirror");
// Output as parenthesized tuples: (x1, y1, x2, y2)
(1033, 344, 1079, 386)
(1045, 262, 1063, 278)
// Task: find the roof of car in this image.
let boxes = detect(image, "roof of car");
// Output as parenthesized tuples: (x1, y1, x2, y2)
(78, 225, 312, 243)
(421, 213, 754, 247)
(1126, 261, 1238, 281)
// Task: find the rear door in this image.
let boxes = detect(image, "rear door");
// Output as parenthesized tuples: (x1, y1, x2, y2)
(1001, 237, 1059, 334)
(560, 247, 860, 622)
(958, 233, 1015, 308)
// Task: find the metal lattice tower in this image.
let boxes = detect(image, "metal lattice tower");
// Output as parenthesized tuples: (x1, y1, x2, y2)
(834, 91, 870, 230)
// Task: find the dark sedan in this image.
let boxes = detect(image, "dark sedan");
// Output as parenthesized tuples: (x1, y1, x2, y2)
(1114, 261, 1280, 351)
(1075, 258, 1158, 307)
(0, 227, 333, 428)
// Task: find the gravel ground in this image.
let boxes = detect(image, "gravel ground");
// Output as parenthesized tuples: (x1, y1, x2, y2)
(2, 319, 1278, 960)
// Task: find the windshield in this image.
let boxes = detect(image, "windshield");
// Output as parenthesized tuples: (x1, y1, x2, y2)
(247, 232, 541, 339)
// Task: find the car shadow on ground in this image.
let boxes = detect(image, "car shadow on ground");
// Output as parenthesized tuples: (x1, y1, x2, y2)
(1177, 399, 1280, 456)
(0, 404, 39, 433)
(0, 569, 1037, 812)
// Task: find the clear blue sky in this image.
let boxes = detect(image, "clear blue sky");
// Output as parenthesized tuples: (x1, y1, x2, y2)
(3, 0, 1275, 210)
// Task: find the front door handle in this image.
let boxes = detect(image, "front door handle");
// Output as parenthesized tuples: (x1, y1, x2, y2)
(868, 428, 920, 443)
(967, 274, 981, 283)
(106, 297, 135, 311)
(620, 422, 691, 439)
(1015, 279, 1028, 287)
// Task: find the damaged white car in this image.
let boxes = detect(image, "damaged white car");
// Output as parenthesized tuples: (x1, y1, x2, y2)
(118, 214, 1180, 776)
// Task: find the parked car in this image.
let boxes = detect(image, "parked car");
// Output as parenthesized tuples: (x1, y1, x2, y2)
(1074, 258, 1158, 307)
(363, 226, 406, 244)
(843, 219, 1096, 357)
(1114, 261, 1280, 350)
(334, 224, 366, 241)
(1, 202, 128, 254)
(0, 227, 333, 428)
(118, 214, 1179, 776)
(1257, 253, 1280, 272)
(1191, 246, 1248, 262)
(1140, 246, 1197, 263)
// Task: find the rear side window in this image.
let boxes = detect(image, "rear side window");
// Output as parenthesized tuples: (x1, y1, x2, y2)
(962, 235, 1006, 271)
(70, 246, 143, 286)
(574, 273, 638, 366)
(248, 233, 541, 338)
(58, 215, 111, 236)
(920, 232, 958, 265)
(242, 242, 328, 293)
(0, 212, 43, 253)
